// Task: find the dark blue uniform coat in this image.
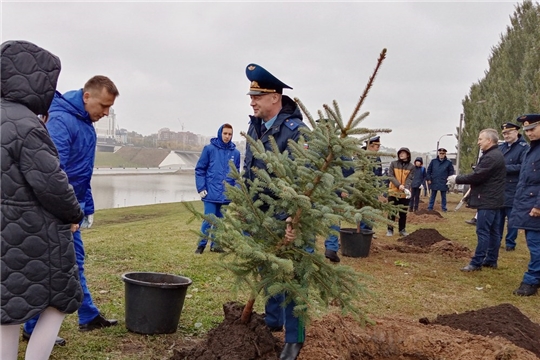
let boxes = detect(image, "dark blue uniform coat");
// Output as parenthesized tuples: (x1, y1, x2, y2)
(509, 140, 540, 231)
(426, 156, 455, 191)
(499, 135, 529, 207)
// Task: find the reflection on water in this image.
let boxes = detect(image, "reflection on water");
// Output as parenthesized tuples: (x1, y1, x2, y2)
(91, 173, 199, 210)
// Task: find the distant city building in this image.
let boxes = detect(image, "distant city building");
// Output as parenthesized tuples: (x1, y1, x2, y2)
(94, 108, 117, 143)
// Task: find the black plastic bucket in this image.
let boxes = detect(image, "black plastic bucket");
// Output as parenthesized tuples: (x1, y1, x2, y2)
(340, 228, 374, 258)
(121, 272, 192, 334)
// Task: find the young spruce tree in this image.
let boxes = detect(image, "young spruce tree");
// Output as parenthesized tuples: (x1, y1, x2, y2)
(187, 49, 396, 325)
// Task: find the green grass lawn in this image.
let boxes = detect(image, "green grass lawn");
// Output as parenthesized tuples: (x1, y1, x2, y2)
(17, 194, 540, 359)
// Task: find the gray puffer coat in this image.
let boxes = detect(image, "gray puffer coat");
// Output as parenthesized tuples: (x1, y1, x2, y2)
(1, 40, 84, 325)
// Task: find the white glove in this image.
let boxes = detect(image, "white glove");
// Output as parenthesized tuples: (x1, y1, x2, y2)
(446, 175, 457, 187)
(404, 188, 411, 199)
(80, 214, 94, 229)
(199, 190, 207, 198)
(419, 184, 424, 190)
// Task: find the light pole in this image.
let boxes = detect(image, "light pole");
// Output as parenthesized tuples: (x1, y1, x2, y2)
(456, 113, 464, 175)
(436, 133, 453, 153)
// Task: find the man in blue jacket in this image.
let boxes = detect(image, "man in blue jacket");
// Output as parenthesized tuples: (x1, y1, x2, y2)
(243, 63, 306, 360)
(509, 114, 540, 296)
(24, 76, 119, 341)
(195, 123, 241, 254)
(409, 157, 427, 212)
(498, 122, 529, 251)
(426, 148, 455, 212)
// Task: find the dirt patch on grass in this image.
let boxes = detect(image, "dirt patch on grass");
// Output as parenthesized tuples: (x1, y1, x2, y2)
(170, 305, 539, 359)
(421, 303, 540, 358)
(97, 213, 164, 226)
(407, 209, 447, 224)
(377, 228, 471, 258)
(170, 302, 279, 360)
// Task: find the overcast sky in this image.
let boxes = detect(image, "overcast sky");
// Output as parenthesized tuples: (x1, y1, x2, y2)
(2, 1, 518, 152)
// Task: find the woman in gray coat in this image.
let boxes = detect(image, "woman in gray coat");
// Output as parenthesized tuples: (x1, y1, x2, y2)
(1, 40, 84, 359)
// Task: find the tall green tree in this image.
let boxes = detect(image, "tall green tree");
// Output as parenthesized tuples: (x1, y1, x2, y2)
(460, 0, 539, 172)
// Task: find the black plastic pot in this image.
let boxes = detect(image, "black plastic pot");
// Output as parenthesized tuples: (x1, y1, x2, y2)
(340, 228, 374, 258)
(121, 272, 192, 334)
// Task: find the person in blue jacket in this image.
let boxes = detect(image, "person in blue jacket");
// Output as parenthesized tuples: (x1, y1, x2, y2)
(243, 63, 306, 360)
(409, 157, 427, 212)
(426, 148, 455, 212)
(509, 114, 540, 296)
(24, 76, 119, 342)
(498, 122, 529, 251)
(194, 123, 241, 254)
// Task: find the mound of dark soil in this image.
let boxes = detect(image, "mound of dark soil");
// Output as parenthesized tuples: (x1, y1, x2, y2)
(414, 209, 444, 217)
(377, 229, 471, 258)
(421, 303, 540, 358)
(398, 228, 449, 247)
(170, 302, 279, 360)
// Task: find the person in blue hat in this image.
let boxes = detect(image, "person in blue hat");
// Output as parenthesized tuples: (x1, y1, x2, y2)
(243, 63, 306, 360)
(498, 122, 529, 251)
(508, 114, 540, 296)
(426, 147, 455, 212)
(194, 123, 241, 254)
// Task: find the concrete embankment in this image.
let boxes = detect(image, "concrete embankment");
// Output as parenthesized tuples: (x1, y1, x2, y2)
(93, 167, 195, 175)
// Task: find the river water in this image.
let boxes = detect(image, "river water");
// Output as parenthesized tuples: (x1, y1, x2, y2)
(91, 172, 200, 210)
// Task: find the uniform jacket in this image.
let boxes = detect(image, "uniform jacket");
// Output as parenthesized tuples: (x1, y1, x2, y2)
(1, 40, 84, 325)
(46, 89, 96, 215)
(456, 144, 505, 210)
(426, 156, 455, 191)
(509, 140, 540, 230)
(195, 125, 241, 203)
(499, 135, 529, 207)
(388, 147, 415, 198)
(243, 95, 306, 181)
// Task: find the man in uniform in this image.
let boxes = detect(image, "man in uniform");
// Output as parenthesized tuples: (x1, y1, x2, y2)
(243, 63, 306, 359)
(426, 147, 455, 212)
(498, 122, 529, 251)
(509, 114, 540, 296)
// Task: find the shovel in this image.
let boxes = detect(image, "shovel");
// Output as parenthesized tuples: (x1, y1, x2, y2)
(455, 188, 471, 211)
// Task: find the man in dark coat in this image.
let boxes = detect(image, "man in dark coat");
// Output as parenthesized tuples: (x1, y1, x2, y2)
(509, 114, 540, 296)
(498, 122, 529, 251)
(1, 40, 84, 358)
(426, 147, 455, 212)
(243, 63, 306, 360)
(448, 128, 506, 271)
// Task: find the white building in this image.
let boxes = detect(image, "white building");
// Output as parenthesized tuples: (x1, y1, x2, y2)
(94, 108, 117, 142)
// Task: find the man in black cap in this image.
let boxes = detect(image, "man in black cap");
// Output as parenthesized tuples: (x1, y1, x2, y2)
(426, 147, 455, 212)
(498, 122, 529, 251)
(243, 63, 306, 359)
(508, 114, 540, 296)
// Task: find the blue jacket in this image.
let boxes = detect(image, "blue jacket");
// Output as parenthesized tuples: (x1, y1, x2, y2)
(243, 95, 305, 181)
(195, 125, 241, 204)
(498, 135, 529, 207)
(509, 139, 540, 231)
(411, 166, 427, 188)
(426, 156, 455, 191)
(46, 90, 95, 215)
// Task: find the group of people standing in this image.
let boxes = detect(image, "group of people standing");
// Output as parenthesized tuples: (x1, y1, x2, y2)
(1, 41, 118, 359)
(448, 120, 540, 297)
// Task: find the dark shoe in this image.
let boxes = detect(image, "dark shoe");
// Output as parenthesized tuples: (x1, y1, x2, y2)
(194, 246, 205, 254)
(325, 249, 340, 263)
(267, 325, 283, 332)
(280, 342, 303, 360)
(482, 263, 498, 269)
(505, 246, 515, 251)
(460, 264, 481, 272)
(22, 330, 66, 346)
(465, 218, 477, 225)
(513, 282, 539, 296)
(79, 314, 118, 332)
(210, 247, 224, 253)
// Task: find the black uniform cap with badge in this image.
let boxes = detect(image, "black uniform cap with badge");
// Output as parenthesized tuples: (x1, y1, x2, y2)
(245, 63, 292, 96)
(366, 135, 381, 145)
(501, 122, 521, 133)
(516, 114, 540, 131)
